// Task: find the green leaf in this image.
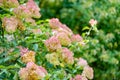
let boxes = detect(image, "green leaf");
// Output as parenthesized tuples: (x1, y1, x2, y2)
(13, 71, 18, 80)
(82, 26, 90, 31)
(33, 44, 38, 51)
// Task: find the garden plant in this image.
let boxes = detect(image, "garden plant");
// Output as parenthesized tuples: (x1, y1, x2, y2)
(0, 0, 96, 80)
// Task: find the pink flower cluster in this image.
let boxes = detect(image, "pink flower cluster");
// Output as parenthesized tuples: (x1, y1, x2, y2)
(45, 36, 62, 52)
(56, 32, 71, 46)
(19, 47, 48, 79)
(44, 18, 85, 66)
(49, 18, 83, 43)
(19, 62, 47, 80)
(49, 18, 73, 36)
(2, 17, 18, 33)
(2, 0, 41, 33)
(77, 58, 88, 68)
(71, 58, 94, 80)
(19, 47, 36, 63)
(89, 19, 97, 26)
(71, 34, 83, 42)
(71, 66, 93, 80)
(82, 66, 94, 79)
(71, 74, 88, 80)
(62, 48, 74, 65)
(14, 0, 41, 18)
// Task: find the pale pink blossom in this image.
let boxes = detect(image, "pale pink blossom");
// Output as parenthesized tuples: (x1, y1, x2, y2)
(60, 24, 73, 34)
(50, 18, 73, 35)
(14, 0, 41, 18)
(49, 18, 62, 29)
(14, 5, 31, 18)
(19, 62, 47, 80)
(89, 19, 97, 26)
(52, 28, 72, 36)
(77, 58, 88, 68)
(71, 75, 88, 80)
(62, 48, 74, 64)
(56, 32, 71, 46)
(19, 47, 29, 56)
(19, 68, 28, 80)
(45, 36, 62, 52)
(82, 66, 94, 79)
(26, 0, 41, 18)
(18, 47, 36, 63)
(38, 66, 48, 74)
(2, 17, 18, 33)
(74, 75, 82, 80)
(26, 62, 37, 70)
(71, 34, 83, 42)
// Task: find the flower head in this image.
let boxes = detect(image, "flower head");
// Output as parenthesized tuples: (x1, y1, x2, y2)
(49, 18, 62, 29)
(45, 36, 62, 52)
(89, 19, 97, 26)
(71, 75, 88, 80)
(14, 4, 31, 18)
(56, 32, 71, 46)
(19, 68, 28, 80)
(61, 48, 74, 65)
(19, 47, 29, 56)
(77, 58, 88, 68)
(19, 62, 47, 80)
(50, 18, 73, 36)
(82, 66, 94, 79)
(74, 75, 82, 80)
(14, 0, 41, 18)
(2, 17, 18, 33)
(26, 0, 41, 18)
(21, 50, 36, 63)
(60, 24, 73, 34)
(71, 34, 83, 42)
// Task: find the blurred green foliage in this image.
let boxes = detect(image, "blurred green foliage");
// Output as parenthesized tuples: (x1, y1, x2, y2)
(39, 0, 120, 80)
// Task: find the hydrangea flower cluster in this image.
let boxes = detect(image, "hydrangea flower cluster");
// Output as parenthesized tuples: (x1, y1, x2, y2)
(1, 0, 40, 33)
(71, 58, 94, 80)
(44, 18, 85, 66)
(18, 46, 48, 79)
(19, 62, 47, 80)
(2, 17, 18, 33)
(44, 18, 94, 79)
(14, 0, 41, 18)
